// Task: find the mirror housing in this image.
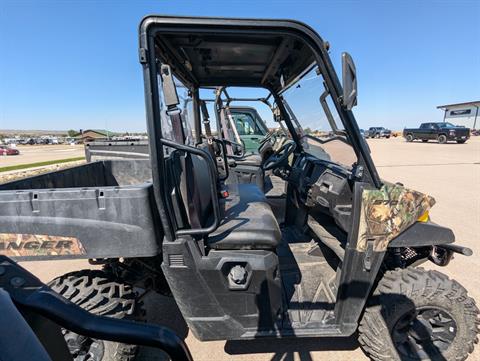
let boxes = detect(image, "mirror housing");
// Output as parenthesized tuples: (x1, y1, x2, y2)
(341, 52, 357, 110)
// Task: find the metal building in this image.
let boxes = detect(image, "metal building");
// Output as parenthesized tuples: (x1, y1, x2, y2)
(437, 101, 480, 130)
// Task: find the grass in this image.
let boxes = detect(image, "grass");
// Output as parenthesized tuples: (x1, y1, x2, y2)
(0, 156, 85, 173)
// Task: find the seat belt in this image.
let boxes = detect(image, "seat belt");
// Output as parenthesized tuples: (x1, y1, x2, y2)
(159, 64, 185, 144)
(200, 100, 215, 153)
(224, 105, 242, 151)
(160, 64, 204, 229)
(218, 106, 234, 155)
(200, 101, 212, 142)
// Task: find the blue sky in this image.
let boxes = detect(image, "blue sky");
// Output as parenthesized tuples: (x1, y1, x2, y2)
(1, 0, 479, 132)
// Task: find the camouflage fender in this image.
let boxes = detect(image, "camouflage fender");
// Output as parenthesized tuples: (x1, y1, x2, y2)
(357, 183, 435, 252)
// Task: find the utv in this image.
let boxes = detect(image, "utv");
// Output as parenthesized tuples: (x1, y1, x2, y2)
(0, 16, 478, 361)
(208, 87, 273, 155)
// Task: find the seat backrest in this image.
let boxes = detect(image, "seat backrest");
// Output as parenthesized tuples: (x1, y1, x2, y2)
(166, 149, 217, 230)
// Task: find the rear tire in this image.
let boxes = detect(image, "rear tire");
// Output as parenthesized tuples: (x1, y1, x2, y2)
(457, 140, 466, 144)
(438, 134, 447, 144)
(422, 139, 428, 143)
(359, 268, 479, 361)
(406, 134, 414, 142)
(48, 270, 144, 361)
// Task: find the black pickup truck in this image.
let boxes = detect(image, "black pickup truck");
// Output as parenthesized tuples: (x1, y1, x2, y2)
(403, 122, 470, 144)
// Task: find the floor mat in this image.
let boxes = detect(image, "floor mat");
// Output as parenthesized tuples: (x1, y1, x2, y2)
(278, 229, 337, 328)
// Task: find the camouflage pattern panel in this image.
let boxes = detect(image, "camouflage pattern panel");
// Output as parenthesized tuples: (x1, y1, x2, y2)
(0, 233, 86, 258)
(357, 183, 435, 252)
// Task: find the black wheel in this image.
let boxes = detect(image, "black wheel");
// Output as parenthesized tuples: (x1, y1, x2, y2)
(48, 270, 144, 361)
(359, 268, 479, 361)
(438, 134, 447, 144)
(386, 135, 391, 139)
(422, 139, 428, 143)
(406, 134, 414, 142)
(456, 140, 466, 144)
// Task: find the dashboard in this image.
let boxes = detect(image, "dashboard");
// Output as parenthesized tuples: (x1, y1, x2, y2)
(289, 154, 354, 232)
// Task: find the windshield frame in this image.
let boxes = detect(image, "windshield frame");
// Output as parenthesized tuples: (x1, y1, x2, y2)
(278, 64, 358, 165)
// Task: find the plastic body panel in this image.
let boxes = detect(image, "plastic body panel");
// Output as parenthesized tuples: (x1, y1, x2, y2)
(388, 221, 455, 248)
(0, 160, 162, 261)
(85, 140, 150, 162)
(162, 239, 282, 341)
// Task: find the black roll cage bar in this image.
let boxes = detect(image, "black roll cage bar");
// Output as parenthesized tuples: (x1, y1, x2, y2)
(0, 256, 193, 361)
(139, 16, 382, 241)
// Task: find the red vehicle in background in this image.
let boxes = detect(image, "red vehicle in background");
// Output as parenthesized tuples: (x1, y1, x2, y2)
(0, 146, 20, 156)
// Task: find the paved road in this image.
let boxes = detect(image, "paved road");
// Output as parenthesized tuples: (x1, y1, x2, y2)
(0, 144, 85, 167)
(21, 136, 480, 361)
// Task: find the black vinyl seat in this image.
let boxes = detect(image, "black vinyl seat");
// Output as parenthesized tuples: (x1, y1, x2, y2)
(168, 149, 281, 251)
(207, 183, 281, 250)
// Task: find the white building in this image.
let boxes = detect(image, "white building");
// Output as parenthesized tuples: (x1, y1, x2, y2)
(437, 101, 480, 130)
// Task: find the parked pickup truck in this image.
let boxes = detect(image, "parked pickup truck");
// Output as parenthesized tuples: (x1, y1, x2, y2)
(365, 126, 391, 138)
(403, 122, 470, 144)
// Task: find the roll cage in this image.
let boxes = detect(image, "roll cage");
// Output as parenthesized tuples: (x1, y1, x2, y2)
(139, 16, 381, 239)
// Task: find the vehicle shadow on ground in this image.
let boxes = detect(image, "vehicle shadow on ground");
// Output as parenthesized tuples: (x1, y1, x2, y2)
(225, 336, 359, 361)
(134, 287, 449, 361)
(136, 292, 189, 361)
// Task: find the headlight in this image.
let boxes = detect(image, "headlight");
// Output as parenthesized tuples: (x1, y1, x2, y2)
(418, 211, 429, 222)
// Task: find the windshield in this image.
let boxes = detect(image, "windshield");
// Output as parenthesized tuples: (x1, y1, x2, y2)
(281, 67, 357, 168)
(438, 122, 455, 128)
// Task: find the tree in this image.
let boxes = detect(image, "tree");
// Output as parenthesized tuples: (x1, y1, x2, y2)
(304, 127, 313, 134)
(67, 129, 78, 137)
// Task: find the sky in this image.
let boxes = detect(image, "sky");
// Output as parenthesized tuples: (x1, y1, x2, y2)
(0, 0, 479, 132)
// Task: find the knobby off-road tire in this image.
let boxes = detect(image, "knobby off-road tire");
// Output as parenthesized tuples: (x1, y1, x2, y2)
(48, 270, 144, 361)
(359, 268, 479, 361)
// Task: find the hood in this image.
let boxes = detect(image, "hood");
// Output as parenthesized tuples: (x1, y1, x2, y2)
(357, 182, 435, 252)
(448, 127, 470, 132)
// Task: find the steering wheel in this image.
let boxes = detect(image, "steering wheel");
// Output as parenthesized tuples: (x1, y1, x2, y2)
(262, 141, 297, 170)
(259, 132, 276, 148)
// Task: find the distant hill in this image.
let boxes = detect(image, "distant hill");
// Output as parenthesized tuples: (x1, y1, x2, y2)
(0, 129, 68, 136)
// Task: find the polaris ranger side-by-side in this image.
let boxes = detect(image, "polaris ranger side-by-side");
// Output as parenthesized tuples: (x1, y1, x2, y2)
(0, 16, 478, 361)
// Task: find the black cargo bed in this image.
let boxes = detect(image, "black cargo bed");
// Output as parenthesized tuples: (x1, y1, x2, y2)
(0, 160, 161, 261)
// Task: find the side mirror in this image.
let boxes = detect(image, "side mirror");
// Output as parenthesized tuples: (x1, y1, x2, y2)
(272, 106, 281, 122)
(341, 52, 357, 110)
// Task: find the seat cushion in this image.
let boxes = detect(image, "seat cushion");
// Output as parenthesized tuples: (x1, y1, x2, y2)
(207, 184, 281, 250)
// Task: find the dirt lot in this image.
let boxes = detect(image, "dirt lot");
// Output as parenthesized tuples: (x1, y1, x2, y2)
(0, 144, 85, 167)
(20, 136, 480, 361)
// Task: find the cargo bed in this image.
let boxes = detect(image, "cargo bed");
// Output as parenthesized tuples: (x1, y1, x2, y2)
(0, 160, 161, 261)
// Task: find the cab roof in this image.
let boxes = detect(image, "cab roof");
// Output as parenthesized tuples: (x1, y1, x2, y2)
(140, 16, 319, 92)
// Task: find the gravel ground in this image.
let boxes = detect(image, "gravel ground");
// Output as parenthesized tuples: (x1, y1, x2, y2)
(20, 136, 480, 361)
(0, 144, 84, 167)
